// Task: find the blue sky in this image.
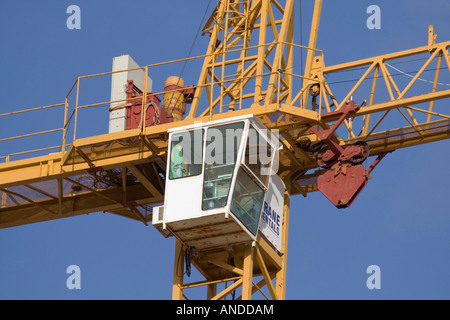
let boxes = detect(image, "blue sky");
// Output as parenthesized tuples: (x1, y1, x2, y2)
(0, 0, 449, 300)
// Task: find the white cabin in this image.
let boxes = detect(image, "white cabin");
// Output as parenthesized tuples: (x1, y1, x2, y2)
(153, 114, 285, 252)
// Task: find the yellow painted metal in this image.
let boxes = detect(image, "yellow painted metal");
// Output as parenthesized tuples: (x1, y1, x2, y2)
(172, 239, 185, 300)
(170, 236, 284, 300)
(255, 245, 278, 300)
(164, 76, 185, 122)
(1, 0, 449, 300)
(301, 0, 322, 109)
(241, 245, 254, 300)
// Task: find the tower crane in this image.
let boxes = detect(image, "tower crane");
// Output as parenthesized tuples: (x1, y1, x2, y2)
(0, 0, 449, 300)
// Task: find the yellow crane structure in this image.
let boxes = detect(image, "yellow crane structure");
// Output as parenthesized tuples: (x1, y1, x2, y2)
(0, 0, 449, 300)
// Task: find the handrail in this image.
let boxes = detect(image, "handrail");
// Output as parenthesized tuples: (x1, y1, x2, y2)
(0, 103, 65, 118)
(0, 41, 322, 162)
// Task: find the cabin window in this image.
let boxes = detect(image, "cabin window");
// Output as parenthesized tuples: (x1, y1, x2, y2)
(243, 125, 273, 187)
(202, 122, 244, 210)
(169, 129, 204, 179)
(230, 167, 265, 235)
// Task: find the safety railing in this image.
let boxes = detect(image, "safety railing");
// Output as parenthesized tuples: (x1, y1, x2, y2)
(0, 102, 68, 163)
(0, 41, 323, 164)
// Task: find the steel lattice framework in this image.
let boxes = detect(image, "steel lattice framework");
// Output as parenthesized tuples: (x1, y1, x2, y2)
(0, 0, 449, 300)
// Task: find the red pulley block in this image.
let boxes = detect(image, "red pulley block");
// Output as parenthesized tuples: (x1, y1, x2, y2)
(317, 163, 369, 208)
(306, 100, 389, 208)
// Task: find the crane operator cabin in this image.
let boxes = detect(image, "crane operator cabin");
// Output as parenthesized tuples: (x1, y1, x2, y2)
(152, 115, 285, 253)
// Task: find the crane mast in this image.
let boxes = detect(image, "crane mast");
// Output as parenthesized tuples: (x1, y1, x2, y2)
(0, 0, 449, 300)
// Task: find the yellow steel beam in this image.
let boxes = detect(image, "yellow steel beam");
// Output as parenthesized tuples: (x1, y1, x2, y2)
(180, 276, 241, 290)
(323, 41, 450, 73)
(301, 0, 322, 109)
(211, 278, 243, 300)
(264, 0, 294, 105)
(358, 119, 450, 154)
(0, 183, 156, 228)
(207, 257, 245, 276)
(128, 166, 163, 199)
(172, 239, 185, 300)
(255, 246, 278, 300)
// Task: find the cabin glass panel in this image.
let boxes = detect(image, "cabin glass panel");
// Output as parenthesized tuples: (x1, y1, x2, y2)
(243, 125, 273, 187)
(230, 167, 265, 235)
(169, 129, 204, 179)
(202, 122, 245, 210)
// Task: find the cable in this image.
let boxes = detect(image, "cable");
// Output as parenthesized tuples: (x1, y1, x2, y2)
(327, 57, 433, 74)
(326, 66, 448, 85)
(385, 63, 450, 86)
(168, 0, 214, 107)
(185, 247, 192, 277)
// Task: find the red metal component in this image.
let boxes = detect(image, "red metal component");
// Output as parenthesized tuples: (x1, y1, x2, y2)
(308, 100, 360, 157)
(317, 152, 388, 208)
(125, 80, 173, 130)
(318, 163, 367, 208)
(307, 100, 389, 208)
(182, 86, 196, 104)
(316, 143, 369, 168)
